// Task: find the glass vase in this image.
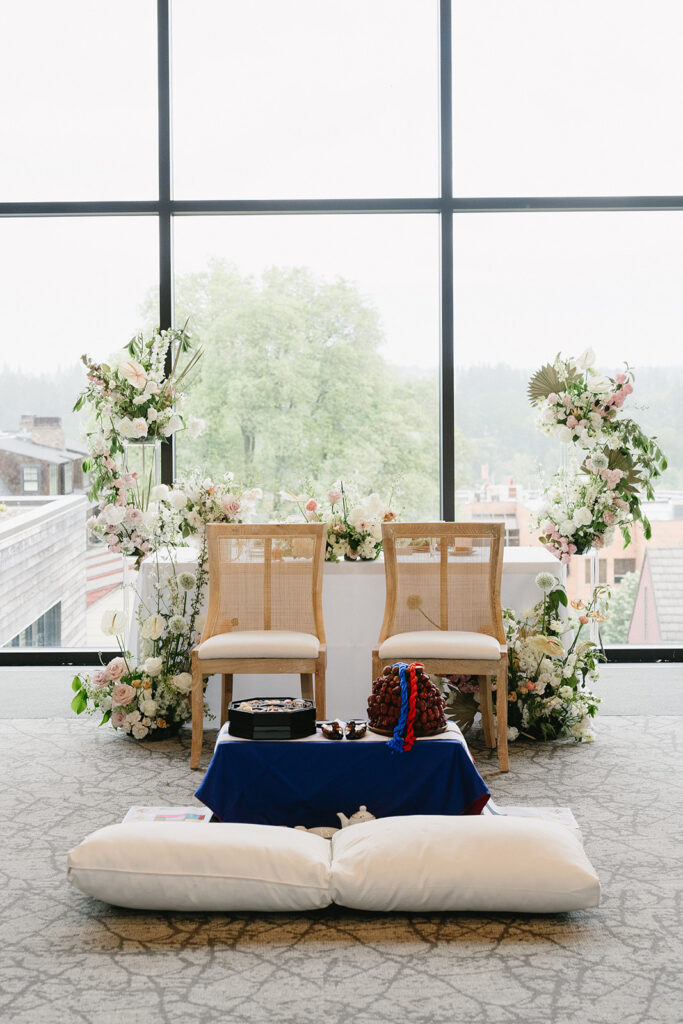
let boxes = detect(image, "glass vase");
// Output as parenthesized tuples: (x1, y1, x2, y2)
(121, 438, 162, 654)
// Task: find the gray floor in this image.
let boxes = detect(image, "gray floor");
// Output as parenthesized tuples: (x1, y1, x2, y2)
(1, 663, 681, 720)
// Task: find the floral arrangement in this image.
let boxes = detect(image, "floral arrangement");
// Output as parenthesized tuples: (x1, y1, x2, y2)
(75, 326, 206, 566)
(439, 573, 605, 744)
(71, 474, 257, 740)
(528, 349, 667, 560)
(281, 483, 397, 561)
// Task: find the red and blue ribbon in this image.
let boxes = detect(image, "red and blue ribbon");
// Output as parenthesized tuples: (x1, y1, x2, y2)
(387, 661, 420, 754)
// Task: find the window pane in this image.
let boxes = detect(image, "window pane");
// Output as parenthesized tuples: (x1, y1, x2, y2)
(0, 1, 158, 200)
(174, 214, 440, 519)
(0, 218, 158, 649)
(172, 0, 439, 199)
(453, 211, 683, 644)
(452, 1, 683, 196)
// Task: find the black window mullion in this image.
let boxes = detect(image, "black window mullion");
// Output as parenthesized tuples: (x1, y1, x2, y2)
(157, 0, 175, 485)
(439, 0, 455, 519)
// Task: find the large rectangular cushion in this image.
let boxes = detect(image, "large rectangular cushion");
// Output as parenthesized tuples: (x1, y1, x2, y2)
(67, 822, 332, 911)
(330, 816, 600, 913)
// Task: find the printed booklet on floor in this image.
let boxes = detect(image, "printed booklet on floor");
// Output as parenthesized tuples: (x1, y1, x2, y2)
(123, 807, 212, 823)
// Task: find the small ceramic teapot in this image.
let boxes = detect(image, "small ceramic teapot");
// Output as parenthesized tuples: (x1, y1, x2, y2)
(336, 805, 376, 828)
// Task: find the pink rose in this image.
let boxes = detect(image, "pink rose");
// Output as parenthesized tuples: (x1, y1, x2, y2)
(579, 615, 589, 625)
(547, 394, 559, 405)
(220, 496, 242, 517)
(305, 498, 318, 512)
(526, 681, 536, 691)
(92, 669, 109, 688)
(603, 510, 616, 525)
(566, 415, 578, 429)
(112, 683, 136, 707)
(106, 657, 127, 681)
(327, 489, 343, 504)
(111, 710, 127, 728)
(125, 507, 144, 525)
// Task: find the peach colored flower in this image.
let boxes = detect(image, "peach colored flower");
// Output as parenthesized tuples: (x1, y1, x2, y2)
(111, 710, 127, 728)
(105, 657, 127, 681)
(118, 359, 147, 390)
(111, 683, 136, 706)
(92, 669, 108, 688)
(305, 498, 318, 512)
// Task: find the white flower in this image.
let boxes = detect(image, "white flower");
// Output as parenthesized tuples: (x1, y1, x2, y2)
(572, 507, 593, 527)
(188, 416, 207, 439)
(168, 615, 187, 634)
(140, 614, 166, 640)
(587, 371, 612, 394)
(126, 710, 141, 724)
(506, 726, 519, 742)
(131, 722, 149, 739)
(118, 359, 147, 390)
(101, 610, 125, 636)
(100, 504, 126, 526)
(170, 490, 188, 509)
(150, 484, 169, 501)
(147, 407, 158, 422)
(574, 348, 596, 371)
(535, 571, 556, 592)
(140, 699, 157, 718)
(144, 656, 163, 677)
(553, 424, 573, 443)
(171, 672, 192, 694)
(559, 519, 576, 536)
(116, 416, 148, 439)
(178, 572, 196, 590)
(162, 413, 183, 437)
(558, 685, 574, 699)
(88, 433, 108, 456)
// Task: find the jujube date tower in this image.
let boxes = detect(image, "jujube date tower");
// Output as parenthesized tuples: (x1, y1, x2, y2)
(367, 663, 447, 736)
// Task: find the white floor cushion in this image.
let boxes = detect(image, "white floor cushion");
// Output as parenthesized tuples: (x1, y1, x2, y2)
(67, 823, 332, 911)
(330, 816, 600, 913)
(197, 630, 319, 659)
(378, 630, 503, 661)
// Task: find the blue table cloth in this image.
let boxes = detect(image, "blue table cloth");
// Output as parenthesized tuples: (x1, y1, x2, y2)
(195, 723, 489, 827)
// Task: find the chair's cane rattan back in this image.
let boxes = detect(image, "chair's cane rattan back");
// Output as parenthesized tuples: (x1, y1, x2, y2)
(203, 523, 326, 642)
(379, 522, 505, 644)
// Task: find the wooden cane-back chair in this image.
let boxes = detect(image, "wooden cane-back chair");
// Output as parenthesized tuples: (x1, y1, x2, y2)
(373, 522, 509, 771)
(190, 523, 326, 770)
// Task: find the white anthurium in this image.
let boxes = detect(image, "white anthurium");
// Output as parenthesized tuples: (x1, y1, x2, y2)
(118, 359, 147, 389)
(101, 610, 125, 636)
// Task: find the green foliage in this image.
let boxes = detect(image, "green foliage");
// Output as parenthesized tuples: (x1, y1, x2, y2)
(71, 688, 87, 715)
(173, 261, 442, 519)
(600, 572, 639, 644)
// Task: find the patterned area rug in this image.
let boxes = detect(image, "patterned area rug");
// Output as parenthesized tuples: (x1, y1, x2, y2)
(1, 716, 681, 1024)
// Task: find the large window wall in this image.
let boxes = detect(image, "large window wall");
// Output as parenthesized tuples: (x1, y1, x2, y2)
(1, 0, 682, 660)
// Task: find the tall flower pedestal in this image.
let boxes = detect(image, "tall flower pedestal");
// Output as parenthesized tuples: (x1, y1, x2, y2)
(121, 438, 162, 654)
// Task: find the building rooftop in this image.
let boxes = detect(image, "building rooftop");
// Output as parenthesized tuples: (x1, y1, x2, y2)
(0, 434, 85, 464)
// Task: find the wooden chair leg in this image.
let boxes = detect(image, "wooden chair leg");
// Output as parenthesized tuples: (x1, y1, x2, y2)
(313, 659, 326, 720)
(495, 661, 509, 773)
(478, 674, 495, 749)
(221, 674, 233, 728)
(371, 649, 382, 683)
(190, 656, 204, 771)
(300, 672, 314, 703)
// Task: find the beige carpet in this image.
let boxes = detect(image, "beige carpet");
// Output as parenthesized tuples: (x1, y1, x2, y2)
(0, 716, 682, 1024)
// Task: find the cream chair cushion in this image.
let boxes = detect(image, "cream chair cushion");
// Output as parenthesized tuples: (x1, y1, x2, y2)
(378, 629, 502, 661)
(198, 630, 319, 660)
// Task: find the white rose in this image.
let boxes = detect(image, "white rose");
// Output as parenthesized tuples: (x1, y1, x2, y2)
(130, 417, 148, 438)
(101, 504, 126, 526)
(572, 507, 593, 527)
(171, 672, 192, 694)
(144, 656, 163, 677)
(140, 699, 157, 717)
(553, 424, 573, 443)
(170, 490, 188, 509)
(559, 519, 576, 536)
(101, 610, 125, 636)
(147, 407, 158, 422)
(150, 484, 169, 502)
(140, 614, 166, 640)
(131, 722, 149, 739)
(162, 414, 183, 437)
(506, 726, 519, 741)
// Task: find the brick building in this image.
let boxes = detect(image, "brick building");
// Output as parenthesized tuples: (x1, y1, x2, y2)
(0, 415, 86, 496)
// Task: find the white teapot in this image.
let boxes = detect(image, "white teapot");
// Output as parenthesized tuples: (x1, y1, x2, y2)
(336, 805, 376, 828)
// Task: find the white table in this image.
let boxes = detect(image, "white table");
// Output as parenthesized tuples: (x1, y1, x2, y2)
(133, 546, 559, 721)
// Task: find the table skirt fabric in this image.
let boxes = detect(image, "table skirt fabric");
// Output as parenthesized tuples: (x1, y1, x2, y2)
(195, 723, 490, 827)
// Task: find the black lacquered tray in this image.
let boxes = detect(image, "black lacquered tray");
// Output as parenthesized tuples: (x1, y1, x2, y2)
(228, 697, 316, 740)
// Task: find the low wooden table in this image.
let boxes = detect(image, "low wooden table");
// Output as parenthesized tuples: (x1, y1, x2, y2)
(195, 722, 490, 827)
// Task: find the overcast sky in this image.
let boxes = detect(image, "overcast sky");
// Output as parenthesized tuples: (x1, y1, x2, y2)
(1, 0, 681, 375)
